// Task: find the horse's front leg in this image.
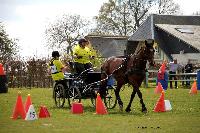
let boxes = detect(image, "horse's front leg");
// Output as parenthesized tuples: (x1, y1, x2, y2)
(115, 84, 123, 111)
(137, 89, 147, 113)
(125, 86, 136, 112)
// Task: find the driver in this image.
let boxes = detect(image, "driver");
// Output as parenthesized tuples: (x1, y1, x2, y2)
(73, 38, 94, 74)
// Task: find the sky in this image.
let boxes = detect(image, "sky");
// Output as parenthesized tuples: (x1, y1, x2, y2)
(0, 0, 200, 58)
(0, 0, 108, 58)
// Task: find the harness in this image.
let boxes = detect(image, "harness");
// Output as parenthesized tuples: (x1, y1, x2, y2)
(122, 52, 147, 77)
(102, 46, 153, 83)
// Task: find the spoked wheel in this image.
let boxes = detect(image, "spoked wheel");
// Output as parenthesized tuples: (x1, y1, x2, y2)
(104, 86, 117, 109)
(91, 95, 106, 108)
(54, 83, 66, 108)
(67, 86, 81, 108)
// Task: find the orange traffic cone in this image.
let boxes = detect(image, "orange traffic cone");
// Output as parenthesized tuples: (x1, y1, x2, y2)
(155, 82, 164, 94)
(189, 81, 198, 94)
(154, 91, 166, 112)
(38, 105, 50, 118)
(95, 93, 108, 115)
(159, 61, 166, 74)
(11, 92, 26, 119)
(24, 94, 32, 113)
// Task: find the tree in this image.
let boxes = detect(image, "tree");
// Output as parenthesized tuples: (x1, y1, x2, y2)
(128, 0, 156, 31)
(0, 22, 18, 63)
(93, 0, 132, 36)
(94, 0, 180, 36)
(94, 0, 157, 36)
(156, 0, 180, 14)
(45, 14, 91, 54)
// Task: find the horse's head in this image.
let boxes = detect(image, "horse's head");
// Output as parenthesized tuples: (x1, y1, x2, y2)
(144, 39, 155, 66)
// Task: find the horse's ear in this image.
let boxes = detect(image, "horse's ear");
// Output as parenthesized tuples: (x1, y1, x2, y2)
(145, 39, 154, 47)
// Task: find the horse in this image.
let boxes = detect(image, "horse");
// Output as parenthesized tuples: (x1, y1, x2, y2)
(101, 39, 155, 112)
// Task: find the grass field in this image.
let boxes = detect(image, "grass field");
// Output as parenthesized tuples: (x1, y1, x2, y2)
(0, 86, 200, 133)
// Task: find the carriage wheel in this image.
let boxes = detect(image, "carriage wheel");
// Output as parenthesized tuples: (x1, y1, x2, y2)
(104, 86, 117, 109)
(67, 86, 81, 108)
(91, 96, 106, 108)
(54, 83, 65, 108)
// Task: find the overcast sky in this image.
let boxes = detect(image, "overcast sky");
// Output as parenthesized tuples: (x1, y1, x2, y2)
(0, 0, 200, 58)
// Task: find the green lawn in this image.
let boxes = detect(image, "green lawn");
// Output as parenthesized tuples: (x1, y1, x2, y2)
(0, 87, 200, 133)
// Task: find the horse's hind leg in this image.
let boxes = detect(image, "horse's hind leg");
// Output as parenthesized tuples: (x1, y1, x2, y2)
(115, 84, 123, 111)
(137, 89, 147, 113)
(125, 88, 136, 112)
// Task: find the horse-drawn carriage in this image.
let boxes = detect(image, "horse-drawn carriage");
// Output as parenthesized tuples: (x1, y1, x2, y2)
(53, 39, 155, 113)
(53, 68, 117, 109)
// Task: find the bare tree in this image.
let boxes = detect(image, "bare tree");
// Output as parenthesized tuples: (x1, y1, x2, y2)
(128, 0, 156, 31)
(156, 0, 180, 14)
(94, 0, 126, 35)
(94, 0, 133, 36)
(94, 0, 180, 35)
(45, 14, 91, 54)
(94, 0, 157, 35)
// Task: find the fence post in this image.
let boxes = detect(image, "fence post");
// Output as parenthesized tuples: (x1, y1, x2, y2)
(197, 70, 200, 90)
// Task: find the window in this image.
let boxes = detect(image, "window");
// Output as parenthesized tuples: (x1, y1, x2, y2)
(175, 28, 194, 34)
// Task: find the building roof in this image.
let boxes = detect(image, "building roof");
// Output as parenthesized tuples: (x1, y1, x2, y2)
(86, 35, 128, 58)
(129, 14, 200, 42)
(128, 14, 200, 59)
(155, 24, 200, 52)
(86, 35, 128, 39)
(128, 15, 153, 41)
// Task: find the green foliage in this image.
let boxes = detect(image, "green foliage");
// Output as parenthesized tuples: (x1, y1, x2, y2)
(0, 22, 18, 62)
(90, 47, 105, 70)
(0, 87, 200, 132)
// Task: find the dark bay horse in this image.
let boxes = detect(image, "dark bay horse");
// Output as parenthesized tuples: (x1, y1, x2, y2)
(101, 39, 155, 112)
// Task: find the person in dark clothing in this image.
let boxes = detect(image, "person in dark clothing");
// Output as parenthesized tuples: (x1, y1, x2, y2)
(169, 59, 182, 89)
(184, 60, 193, 86)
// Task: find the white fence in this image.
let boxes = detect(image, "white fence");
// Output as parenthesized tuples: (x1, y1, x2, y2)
(168, 73, 197, 81)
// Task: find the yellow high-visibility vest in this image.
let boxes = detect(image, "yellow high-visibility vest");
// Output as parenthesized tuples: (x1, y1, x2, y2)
(73, 45, 92, 64)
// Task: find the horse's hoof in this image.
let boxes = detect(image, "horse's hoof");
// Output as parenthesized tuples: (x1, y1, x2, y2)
(142, 107, 147, 113)
(125, 108, 131, 112)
